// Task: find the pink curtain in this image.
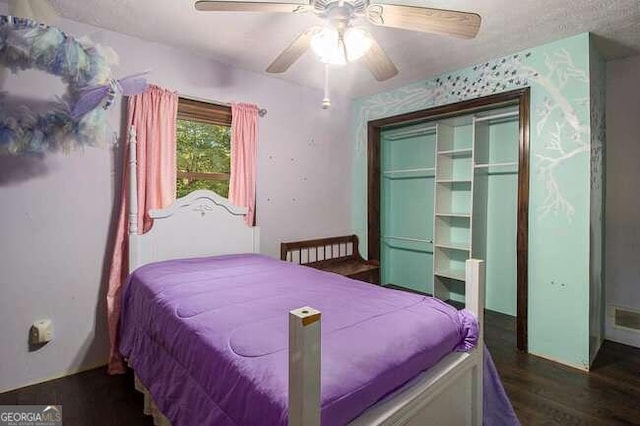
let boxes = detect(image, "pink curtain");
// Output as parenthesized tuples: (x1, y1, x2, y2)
(229, 103, 259, 225)
(107, 85, 178, 374)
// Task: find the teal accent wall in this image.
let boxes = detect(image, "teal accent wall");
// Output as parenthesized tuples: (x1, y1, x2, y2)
(352, 33, 601, 369)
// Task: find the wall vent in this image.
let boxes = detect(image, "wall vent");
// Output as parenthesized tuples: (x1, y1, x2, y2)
(614, 307, 640, 332)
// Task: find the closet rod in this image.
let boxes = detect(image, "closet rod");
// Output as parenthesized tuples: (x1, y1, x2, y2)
(474, 111, 518, 122)
(180, 94, 268, 117)
(384, 126, 436, 140)
(474, 162, 518, 169)
(382, 236, 433, 243)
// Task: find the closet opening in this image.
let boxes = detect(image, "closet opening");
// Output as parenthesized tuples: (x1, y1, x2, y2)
(367, 88, 530, 351)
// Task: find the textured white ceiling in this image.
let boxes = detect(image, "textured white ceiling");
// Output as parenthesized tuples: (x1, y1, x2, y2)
(48, 0, 640, 97)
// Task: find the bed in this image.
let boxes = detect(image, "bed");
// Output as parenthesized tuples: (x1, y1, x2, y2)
(120, 129, 487, 425)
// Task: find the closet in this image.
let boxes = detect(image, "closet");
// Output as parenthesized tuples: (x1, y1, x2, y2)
(380, 105, 520, 316)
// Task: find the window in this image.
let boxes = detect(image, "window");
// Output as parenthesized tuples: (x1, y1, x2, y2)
(176, 98, 232, 198)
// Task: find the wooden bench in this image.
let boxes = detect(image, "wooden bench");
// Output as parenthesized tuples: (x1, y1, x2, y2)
(280, 235, 379, 284)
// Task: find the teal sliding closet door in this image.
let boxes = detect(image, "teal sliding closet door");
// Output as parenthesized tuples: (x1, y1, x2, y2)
(381, 125, 435, 293)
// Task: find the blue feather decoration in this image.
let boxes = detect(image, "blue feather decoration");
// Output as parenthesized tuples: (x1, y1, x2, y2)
(0, 15, 147, 155)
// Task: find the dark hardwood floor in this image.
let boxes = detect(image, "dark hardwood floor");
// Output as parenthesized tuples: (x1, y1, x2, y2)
(1, 310, 639, 425)
(0, 367, 152, 426)
(485, 310, 640, 425)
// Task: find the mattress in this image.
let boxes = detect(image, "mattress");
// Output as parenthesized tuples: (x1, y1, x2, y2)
(119, 254, 478, 425)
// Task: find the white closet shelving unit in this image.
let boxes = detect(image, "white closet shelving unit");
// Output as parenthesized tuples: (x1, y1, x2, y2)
(432, 107, 519, 301)
(380, 106, 519, 303)
(433, 118, 474, 299)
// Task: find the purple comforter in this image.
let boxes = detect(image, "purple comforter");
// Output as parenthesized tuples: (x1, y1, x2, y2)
(119, 254, 479, 425)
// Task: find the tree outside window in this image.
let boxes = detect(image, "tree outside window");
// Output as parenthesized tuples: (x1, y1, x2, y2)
(176, 98, 231, 198)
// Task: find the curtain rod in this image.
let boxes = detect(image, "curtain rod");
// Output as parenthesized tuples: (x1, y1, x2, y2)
(180, 94, 267, 117)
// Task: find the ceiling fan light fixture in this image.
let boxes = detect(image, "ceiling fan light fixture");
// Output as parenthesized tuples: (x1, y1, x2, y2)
(310, 27, 344, 65)
(343, 27, 373, 61)
(310, 26, 372, 66)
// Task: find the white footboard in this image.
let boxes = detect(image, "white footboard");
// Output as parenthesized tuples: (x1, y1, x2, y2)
(288, 259, 485, 426)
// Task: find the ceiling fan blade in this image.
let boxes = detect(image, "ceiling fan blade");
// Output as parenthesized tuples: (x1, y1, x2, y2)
(366, 4, 481, 39)
(195, 1, 310, 13)
(266, 28, 317, 73)
(362, 37, 398, 82)
(9, 0, 59, 24)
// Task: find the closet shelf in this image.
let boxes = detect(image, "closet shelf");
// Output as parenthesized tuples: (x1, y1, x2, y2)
(383, 167, 435, 180)
(435, 212, 471, 218)
(435, 269, 465, 281)
(474, 110, 519, 123)
(436, 179, 472, 184)
(382, 236, 432, 244)
(384, 126, 436, 141)
(474, 162, 517, 169)
(435, 243, 470, 251)
(437, 148, 473, 157)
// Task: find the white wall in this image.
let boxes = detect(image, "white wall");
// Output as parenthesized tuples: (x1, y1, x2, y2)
(605, 54, 640, 348)
(0, 16, 352, 392)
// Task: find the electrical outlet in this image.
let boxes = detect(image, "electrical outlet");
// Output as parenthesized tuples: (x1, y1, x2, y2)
(30, 319, 53, 345)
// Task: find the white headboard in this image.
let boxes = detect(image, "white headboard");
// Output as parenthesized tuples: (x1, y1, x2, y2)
(127, 128, 260, 272)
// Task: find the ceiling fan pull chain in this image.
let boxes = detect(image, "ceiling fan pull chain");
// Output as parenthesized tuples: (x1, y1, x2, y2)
(322, 64, 331, 109)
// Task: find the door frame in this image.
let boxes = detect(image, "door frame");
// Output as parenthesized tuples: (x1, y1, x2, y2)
(367, 87, 530, 351)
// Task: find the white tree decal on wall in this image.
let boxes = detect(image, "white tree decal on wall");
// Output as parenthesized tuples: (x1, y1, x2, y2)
(528, 50, 589, 220)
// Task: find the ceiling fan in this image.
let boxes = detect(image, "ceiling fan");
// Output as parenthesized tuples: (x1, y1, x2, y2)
(194, 0, 481, 82)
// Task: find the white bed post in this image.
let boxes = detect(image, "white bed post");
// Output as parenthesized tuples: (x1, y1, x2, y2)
(289, 307, 321, 426)
(465, 259, 485, 341)
(465, 259, 485, 426)
(128, 126, 140, 272)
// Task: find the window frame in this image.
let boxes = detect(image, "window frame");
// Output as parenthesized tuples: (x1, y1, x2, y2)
(176, 97, 232, 187)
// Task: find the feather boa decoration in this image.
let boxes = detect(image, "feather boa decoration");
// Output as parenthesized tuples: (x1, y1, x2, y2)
(0, 16, 147, 154)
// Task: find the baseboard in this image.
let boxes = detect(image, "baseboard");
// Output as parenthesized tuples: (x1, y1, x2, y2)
(604, 332, 640, 349)
(0, 360, 108, 394)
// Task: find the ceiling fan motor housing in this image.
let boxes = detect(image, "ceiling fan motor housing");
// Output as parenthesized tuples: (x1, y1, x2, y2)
(313, 0, 368, 16)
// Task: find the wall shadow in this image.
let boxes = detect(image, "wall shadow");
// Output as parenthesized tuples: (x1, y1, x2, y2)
(592, 34, 639, 60)
(0, 153, 50, 185)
